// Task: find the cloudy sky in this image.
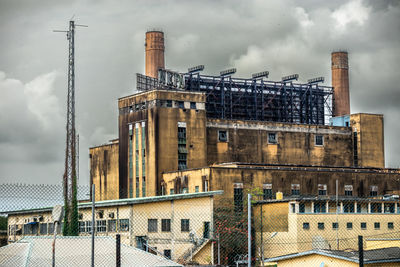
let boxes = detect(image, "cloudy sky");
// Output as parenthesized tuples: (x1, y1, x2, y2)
(0, 0, 399, 186)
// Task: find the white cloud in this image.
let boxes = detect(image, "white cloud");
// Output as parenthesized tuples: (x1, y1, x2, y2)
(332, 0, 371, 31)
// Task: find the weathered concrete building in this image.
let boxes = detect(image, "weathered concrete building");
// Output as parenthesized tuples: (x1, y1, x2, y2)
(89, 31, 396, 202)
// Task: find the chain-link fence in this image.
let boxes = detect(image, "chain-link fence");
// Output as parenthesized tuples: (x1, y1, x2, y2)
(1, 184, 400, 266)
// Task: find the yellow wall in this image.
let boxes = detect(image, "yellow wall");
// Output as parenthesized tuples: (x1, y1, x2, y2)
(270, 254, 358, 267)
(89, 140, 119, 201)
(350, 113, 385, 168)
(7, 195, 214, 262)
(366, 239, 400, 250)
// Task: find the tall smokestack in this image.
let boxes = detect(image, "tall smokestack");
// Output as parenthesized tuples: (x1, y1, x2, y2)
(145, 31, 165, 79)
(331, 51, 350, 117)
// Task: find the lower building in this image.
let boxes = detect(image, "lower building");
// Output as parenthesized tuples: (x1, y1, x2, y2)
(6, 191, 222, 265)
(253, 197, 400, 259)
(162, 162, 400, 207)
(264, 247, 400, 267)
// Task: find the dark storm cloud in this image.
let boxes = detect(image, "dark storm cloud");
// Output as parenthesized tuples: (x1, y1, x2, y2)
(0, 0, 399, 185)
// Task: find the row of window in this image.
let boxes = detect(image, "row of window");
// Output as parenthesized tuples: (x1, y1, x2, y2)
(296, 202, 398, 214)
(261, 184, 379, 199)
(78, 219, 130, 233)
(120, 100, 200, 115)
(303, 222, 395, 230)
(217, 130, 324, 146)
(148, 219, 191, 233)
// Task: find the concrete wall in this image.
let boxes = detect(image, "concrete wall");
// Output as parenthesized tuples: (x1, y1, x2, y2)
(118, 90, 207, 198)
(351, 113, 385, 168)
(162, 164, 400, 203)
(206, 118, 354, 167)
(89, 140, 119, 201)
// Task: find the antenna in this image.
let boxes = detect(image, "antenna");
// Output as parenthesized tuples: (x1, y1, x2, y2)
(54, 20, 87, 236)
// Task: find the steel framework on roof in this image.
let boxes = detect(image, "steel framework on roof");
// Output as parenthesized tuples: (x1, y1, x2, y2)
(137, 72, 333, 125)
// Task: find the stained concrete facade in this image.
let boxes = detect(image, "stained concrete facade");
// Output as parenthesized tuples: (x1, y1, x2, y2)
(90, 88, 388, 201)
(162, 163, 400, 204)
(89, 139, 119, 201)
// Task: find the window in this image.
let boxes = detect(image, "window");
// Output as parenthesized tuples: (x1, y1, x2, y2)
(344, 185, 353, 196)
(166, 100, 172, 107)
(178, 101, 184, 108)
(234, 183, 243, 212)
(108, 220, 117, 232)
(268, 133, 277, 144)
(303, 222, 310, 230)
(85, 221, 92, 233)
(318, 223, 324, 230)
(332, 222, 338, 230)
(374, 222, 380, 229)
(119, 219, 129, 232)
(299, 203, 305, 213)
(361, 222, 367, 230)
(318, 184, 327, 196)
(353, 132, 358, 166)
(218, 130, 228, 142)
(370, 185, 378, 196)
(148, 219, 158, 232)
(315, 135, 324, 146)
(291, 184, 300, 195)
(96, 220, 106, 232)
(178, 126, 187, 170)
(190, 102, 196, 109)
(79, 221, 86, 233)
(142, 176, 146, 197)
(384, 203, 395, 213)
(291, 203, 296, 213)
(388, 222, 394, 229)
(263, 184, 273, 200)
(347, 222, 353, 229)
(195, 186, 199, 193)
(161, 219, 171, 232)
(203, 222, 210, 238)
(343, 202, 354, 213)
(48, 223, 54, 234)
(40, 223, 48, 235)
(371, 203, 382, 213)
(164, 249, 171, 259)
(181, 219, 190, 232)
(314, 202, 326, 213)
(170, 189, 174, 195)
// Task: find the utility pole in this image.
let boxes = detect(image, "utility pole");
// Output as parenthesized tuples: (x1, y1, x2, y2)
(54, 20, 87, 236)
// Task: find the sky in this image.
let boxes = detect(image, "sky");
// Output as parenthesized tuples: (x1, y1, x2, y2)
(0, 0, 399, 186)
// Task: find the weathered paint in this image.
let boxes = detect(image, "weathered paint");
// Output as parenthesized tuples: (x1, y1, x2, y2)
(351, 113, 385, 168)
(89, 140, 119, 201)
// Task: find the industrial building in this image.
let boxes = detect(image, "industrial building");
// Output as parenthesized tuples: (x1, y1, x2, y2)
(6, 191, 221, 264)
(253, 197, 400, 258)
(90, 30, 398, 203)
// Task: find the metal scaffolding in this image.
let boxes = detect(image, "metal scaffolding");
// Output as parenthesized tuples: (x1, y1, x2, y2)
(136, 71, 333, 125)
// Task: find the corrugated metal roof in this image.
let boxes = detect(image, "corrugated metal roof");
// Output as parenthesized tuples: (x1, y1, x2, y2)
(0, 236, 183, 267)
(4, 191, 223, 215)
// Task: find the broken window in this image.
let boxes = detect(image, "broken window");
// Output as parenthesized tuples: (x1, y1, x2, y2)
(218, 130, 228, 142)
(268, 133, 277, 144)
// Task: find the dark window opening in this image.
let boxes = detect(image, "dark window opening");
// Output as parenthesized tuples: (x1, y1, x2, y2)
(374, 222, 380, 229)
(148, 219, 157, 232)
(347, 222, 353, 229)
(315, 135, 324, 146)
(161, 219, 171, 232)
(318, 222, 324, 230)
(303, 222, 310, 230)
(218, 130, 228, 142)
(181, 219, 190, 232)
(190, 102, 196, 109)
(234, 187, 243, 212)
(164, 249, 171, 259)
(332, 222, 338, 230)
(268, 133, 277, 144)
(361, 222, 367, 230)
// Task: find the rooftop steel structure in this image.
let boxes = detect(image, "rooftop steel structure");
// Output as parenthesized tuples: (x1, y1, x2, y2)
(136, 70, 333, 125)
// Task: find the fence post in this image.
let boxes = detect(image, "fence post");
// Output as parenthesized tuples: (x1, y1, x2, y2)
(91, 184, 95, 267)
(116, 234, 121, 267)
(358, 235, 363, 267)
(248, 194, 252, 267)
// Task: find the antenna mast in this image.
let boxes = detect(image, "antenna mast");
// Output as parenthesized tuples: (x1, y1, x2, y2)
(55, 20, 87, 235)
